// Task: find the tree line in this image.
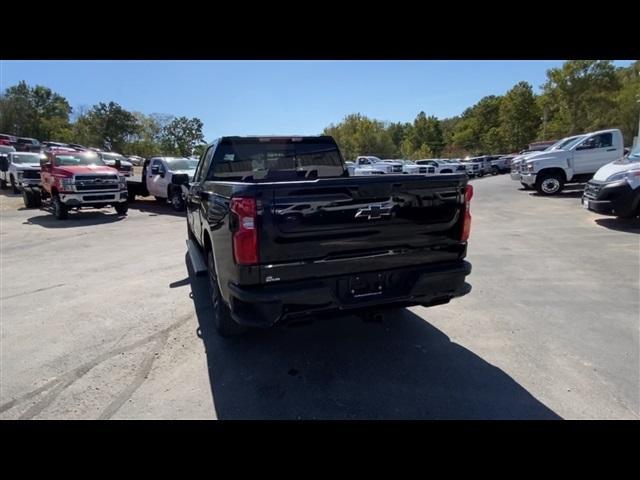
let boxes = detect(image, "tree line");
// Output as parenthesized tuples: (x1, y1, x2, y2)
(1, 60, 638, 161)
(325, 60, 639, 160)
(0, 81, 206, 158)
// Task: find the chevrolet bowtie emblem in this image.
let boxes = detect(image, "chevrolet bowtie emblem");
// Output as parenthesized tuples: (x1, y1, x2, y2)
(355, 204, 392, 220)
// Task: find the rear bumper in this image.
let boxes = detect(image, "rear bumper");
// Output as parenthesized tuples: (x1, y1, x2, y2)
(226, 260, 472, 327)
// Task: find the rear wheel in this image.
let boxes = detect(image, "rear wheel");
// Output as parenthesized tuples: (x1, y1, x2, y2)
(170, 188, 185, 211)
(114, 202, 128, 215)
(207, 250, 246, 337)
(22, 189, 36, 208)
(10, 175, 19, 194)
(52, 194, 68, 220)
(536, 172, 565, 196)
(491, 166, 499, 175)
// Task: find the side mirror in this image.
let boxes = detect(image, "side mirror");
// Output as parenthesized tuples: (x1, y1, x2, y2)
(0, 157, 8, 172)
(150, 165, 160, 175)
(115, 159, 122, 170)
(159, 169, 166, 178)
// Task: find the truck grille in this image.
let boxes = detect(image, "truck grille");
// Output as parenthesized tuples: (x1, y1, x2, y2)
(21, 170, 40, 179)
(584, 181, 602, 200)
(75, 174, 119, 192)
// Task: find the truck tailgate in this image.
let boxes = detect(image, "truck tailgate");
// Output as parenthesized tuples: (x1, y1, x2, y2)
(258, 174, 468, 283)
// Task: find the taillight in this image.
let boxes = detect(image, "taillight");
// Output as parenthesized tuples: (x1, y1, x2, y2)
(230, 197, 258, 265)
(461, 184, 473, 242)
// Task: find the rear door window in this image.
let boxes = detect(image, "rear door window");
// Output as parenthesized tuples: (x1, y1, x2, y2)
(208, 138, 345, 181)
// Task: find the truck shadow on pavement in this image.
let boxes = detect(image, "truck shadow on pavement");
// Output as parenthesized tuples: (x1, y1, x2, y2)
(127, 198, 186, 218)
(594, 217, 640, 234)
(24, 210, 127, 228)
(184, 255, 561, 420)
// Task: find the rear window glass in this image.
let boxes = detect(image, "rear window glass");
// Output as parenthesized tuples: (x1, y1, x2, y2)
(208, 138, 346, 181)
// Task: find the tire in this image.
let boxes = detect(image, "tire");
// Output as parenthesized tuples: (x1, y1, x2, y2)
(114, 202, 128, 215)
(491, 166, 499, 176)
(22, 189, 36, 208)
(521, 182, 533, 190)
(535, 172, 565, 196)
(169, 188, 185, 211)
(0, 178, 6, 189)
(207, 249, 246, 336)
(10, 175, 19, 194)
(477, 172, 484, 178)
(52, 194, 68, 220)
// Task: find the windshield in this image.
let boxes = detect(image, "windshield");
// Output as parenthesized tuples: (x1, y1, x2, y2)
(0, 146, 16, 153)
(547, 135, 585, 151)
(12, 153, 42, 164)
(55, 152, 106, 167)
(210, 138, 346, 181)
(101, 153, 125, 161)
(623, 144, 640, 163)
(166, 158, 198, 170)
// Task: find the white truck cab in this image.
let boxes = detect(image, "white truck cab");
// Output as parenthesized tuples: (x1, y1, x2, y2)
(519, 129, 623, 195)
(0, 151, 45, 193)
(146, 156, 199, 209)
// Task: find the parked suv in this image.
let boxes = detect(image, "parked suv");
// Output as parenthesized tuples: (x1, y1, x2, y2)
(582, 143, 640, 218)
(520, 129, 624, 195)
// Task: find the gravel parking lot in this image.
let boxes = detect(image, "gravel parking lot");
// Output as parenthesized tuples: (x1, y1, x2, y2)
(1, 174, 638, 419)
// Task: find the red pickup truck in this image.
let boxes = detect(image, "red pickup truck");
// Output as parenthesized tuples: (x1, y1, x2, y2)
(25, 149, 129, 219)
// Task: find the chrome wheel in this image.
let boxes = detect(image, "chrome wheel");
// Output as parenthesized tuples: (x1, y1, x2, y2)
(541, 178, 560, 194)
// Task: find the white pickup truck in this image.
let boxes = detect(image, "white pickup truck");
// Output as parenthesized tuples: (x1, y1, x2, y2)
(127, 156, 198, 210)
(518, 129, 624, 195)
(416, 159, 466, 175)
(346, 156, 404, 175)
(0, 151, 44, 193)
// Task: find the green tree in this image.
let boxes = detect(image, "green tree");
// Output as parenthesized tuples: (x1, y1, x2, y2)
(451, 95, 503, 154)
(83, 102, 140, 152)
(192, 143, 208, 159)
(403, 112, 444, 157)
(540, 60, 620, 137)
(386, 121, 411, 155)
(324, 113, 396, 160)
(160, 116, 205, 157)
(612, 61, 640, 145)
(0, 81, 72, 140)
(498, 81, 541, 152)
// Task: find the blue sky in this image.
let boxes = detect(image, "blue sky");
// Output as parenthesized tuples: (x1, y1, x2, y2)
(0, 60, 634, 141)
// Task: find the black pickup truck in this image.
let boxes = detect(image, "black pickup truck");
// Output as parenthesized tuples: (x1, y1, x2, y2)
(186, 136, 473, 336)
